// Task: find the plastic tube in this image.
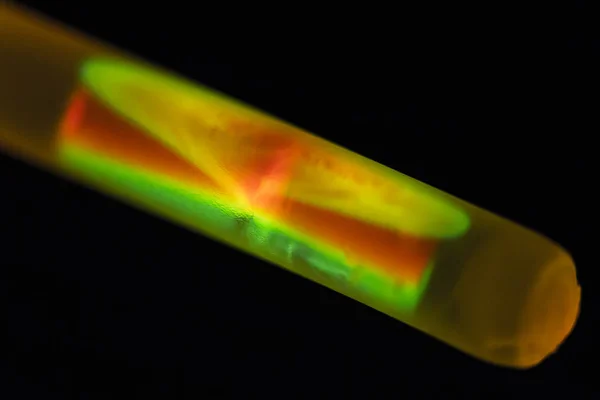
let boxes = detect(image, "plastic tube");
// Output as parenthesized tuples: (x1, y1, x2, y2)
(0, 4, 580, 368)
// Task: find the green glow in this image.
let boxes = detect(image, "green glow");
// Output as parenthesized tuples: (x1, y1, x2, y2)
(61, 144, 248, 232)
(287, 156, 472, 239)
(79, 59, 264, 203)
(354, 263, 434, 310)
(62, 143, 427, 310)
(59, 57, 468, 312)
(80, 58, 471, 239)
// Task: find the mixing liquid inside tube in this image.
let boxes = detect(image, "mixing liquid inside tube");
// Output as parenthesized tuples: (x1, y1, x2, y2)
(60, 59, 454, 311)
(0, 4, 581, 369)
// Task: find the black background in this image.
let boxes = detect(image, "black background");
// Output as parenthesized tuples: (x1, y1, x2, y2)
(1, 1, 598, 398)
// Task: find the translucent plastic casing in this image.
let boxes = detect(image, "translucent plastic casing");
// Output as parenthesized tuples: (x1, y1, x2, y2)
(0, 4, 580, 368)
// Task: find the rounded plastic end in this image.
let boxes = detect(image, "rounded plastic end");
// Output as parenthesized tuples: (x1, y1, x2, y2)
(514, 253, 581, 368)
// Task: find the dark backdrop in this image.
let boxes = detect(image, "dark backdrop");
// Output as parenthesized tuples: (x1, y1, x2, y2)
(1, 1, 597, 398)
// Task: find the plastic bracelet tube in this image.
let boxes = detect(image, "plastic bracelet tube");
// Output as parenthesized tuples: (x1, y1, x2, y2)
(0, 4, 581, 369)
